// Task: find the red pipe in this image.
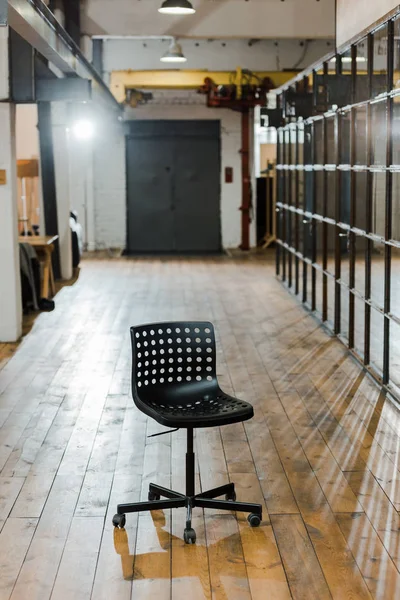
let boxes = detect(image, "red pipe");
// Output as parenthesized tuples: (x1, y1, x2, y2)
(240, 108, 251, 251)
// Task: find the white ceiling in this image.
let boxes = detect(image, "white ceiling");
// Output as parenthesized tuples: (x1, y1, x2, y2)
(83, 0, 336, 40)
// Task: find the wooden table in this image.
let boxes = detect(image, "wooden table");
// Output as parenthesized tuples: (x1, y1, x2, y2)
(19, 235, 58, 299)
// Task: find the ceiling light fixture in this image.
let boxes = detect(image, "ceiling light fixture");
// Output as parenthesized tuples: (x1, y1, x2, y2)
(160, 39, 187, 63)
(159, 0, 196, 15)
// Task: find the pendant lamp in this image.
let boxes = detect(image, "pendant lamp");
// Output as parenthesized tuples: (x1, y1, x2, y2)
(160, 39, 187, 62)
(159, 0, 196, 15)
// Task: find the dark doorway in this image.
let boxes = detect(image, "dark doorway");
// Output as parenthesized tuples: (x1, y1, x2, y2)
(126, 120, 221, 253)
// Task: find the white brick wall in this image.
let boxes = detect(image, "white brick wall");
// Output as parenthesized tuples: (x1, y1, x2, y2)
(93, 123, 126, 249)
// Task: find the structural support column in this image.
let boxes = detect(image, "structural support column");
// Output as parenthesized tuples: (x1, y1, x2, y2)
(38, 102, 61, 279)
(52, 102, 72, 280)
(85, 149, 95, 251)
(68, 130, 95, 251)
(0, 28, 22, 341)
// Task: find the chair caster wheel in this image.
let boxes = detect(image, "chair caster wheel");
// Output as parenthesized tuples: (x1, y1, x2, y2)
(148, 492, 160, 501)
(225, 491, 237, 501)
(183, 528, 197, 544)
(247, 513, 261, 527)
(112, 514, 126, 528)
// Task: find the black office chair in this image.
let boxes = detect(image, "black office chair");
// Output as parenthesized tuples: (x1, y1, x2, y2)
(112, 321, 262, 544)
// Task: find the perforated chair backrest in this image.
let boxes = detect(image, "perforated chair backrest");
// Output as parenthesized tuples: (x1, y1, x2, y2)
(130, 322, 217, 406)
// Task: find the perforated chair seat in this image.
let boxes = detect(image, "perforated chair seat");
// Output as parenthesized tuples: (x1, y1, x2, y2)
(112, 321, 262, 544)
(131, 321, 253, 429)
(136, 390, 253, 429)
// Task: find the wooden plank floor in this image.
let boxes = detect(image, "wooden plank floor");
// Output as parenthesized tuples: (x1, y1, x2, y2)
(1, 254, 400, 599)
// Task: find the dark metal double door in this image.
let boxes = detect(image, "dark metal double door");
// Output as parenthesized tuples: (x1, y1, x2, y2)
(127, 120, 221, 253)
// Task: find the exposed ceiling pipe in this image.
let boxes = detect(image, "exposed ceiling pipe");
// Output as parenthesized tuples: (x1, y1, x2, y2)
(92, 35, 175, 41)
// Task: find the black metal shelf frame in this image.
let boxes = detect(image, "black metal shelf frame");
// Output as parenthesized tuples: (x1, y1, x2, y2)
(276, 10, 400, 400)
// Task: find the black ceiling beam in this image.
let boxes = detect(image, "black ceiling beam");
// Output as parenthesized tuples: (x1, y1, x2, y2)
(8, 0, 122, 114)
(92, 39, 103, 78)
(9, 31, 92, 104)
(34, 54, 57, 81)
(9, 28, 35, 103)
(35, 77, 91, 102)
(63, 0, 80, 48)
(0, 0, 7, 25)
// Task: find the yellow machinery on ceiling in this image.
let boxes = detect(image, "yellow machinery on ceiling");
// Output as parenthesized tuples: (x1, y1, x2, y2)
(109, 69, 298, 104)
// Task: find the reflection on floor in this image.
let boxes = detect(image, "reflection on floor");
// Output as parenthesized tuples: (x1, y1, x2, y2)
(1, 254, 400, 599)
(297, 252, 400, 390)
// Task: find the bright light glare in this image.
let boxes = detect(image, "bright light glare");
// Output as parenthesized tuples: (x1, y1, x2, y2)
(158, 7, 195, 13)
(72, 120, 94, 140)
(160, 55, 187, 63)
(330, 56, 367, 63)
